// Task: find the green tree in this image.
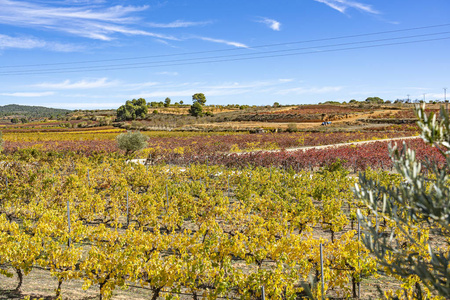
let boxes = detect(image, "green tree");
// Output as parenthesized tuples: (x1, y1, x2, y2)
(365, 97, 384, 104)
(355, 105, 450, 297)
(164, 97, 171, 107)
(188, 102, 203, 117)
(116, 131, 148, 156)
(180, 100, 184, 105)
(189, 93, 207, 117)
(117, 98, 148, 121)
(192, 93, 206, 106)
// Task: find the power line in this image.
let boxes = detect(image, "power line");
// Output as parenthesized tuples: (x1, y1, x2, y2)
(3, 31, 449, 75)
(1, 23, 450, 69)
(2, 37, 449, 76)
(1, 34, 449, 76)
(2, 31, 449, 75)
(2, 36, 449, 77)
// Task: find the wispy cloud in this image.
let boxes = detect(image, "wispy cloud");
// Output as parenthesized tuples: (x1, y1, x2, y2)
(421, 93, 446, 100)
(147, 20, 212, 28)
(0, 91, 55, 97)
(124, 81, 161, 91)
(256, 17, 281, 31)
(0, 34, 82, 51)
(314, 0, 379, 14)
(46, 101, 124, 109)
(156, 71, 179, 76)
(208, 80, 287, 90)
(133, 79, 293, 99)
(0, 0, 177, 41)
(0, 1, 249, 50)
(0, 34, 45, 49)
(276, 86, 343, 95)
(197, 37, 248, 48)
(33, 78, 118, 89)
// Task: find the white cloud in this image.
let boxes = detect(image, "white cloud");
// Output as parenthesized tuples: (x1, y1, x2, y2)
(133, 79, 293, 99)
(256, 17, 281, 31)
(0, 0, 177, 41)
(0, 34, 81, 51)
(156, 71, 179, 76)
(0, 34, 45, 49)
(0, 91, 55, 97)
(33, 78, 118, 89)
(207, 80, 285, 90)
(59, 0, 108, 5)
(404, 87, 429, 91)
(314, 0, 379, 14)
(46, 101, 123, 109)
(197, 37, 248, 48)
(135, 90, 197, 98)
(276, 86, 343, 95)
(147, 20, 212, 28)
(422, 93, 447, 100)
(0, 1, 249, 51)
(124, 81, 161, 91)
(76, 23, 179, 41)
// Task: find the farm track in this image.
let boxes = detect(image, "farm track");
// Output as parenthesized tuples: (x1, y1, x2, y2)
(234, 135, 420, 155)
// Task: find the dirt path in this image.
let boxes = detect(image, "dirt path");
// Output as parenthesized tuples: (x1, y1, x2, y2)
(234, 135, 420, 155)
(193, 121, 319, 130)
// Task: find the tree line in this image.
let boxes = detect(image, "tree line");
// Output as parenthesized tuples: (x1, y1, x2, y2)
(0, 104, 70, 120)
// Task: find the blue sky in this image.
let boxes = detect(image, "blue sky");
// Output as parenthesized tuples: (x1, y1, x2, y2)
(0, 0, 449, 109)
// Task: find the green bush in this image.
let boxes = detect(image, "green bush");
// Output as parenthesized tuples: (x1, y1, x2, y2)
(319, 158, 349, 176)
(286, 123, 298, 132)
(116, 131, 148, 155)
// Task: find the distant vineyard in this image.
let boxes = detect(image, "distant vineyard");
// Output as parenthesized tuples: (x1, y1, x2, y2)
(256, 104, 367, 114)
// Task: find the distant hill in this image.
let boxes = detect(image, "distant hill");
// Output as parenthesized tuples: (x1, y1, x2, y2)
(0, 104, 71, 119)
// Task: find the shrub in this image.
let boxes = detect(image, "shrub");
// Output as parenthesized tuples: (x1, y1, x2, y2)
(356, 105, 450, 297)
(131, 121, 144, 129)
(319, 158, 349, 176)
(116, 131, 148, 155)
(286, 123, 298, 132)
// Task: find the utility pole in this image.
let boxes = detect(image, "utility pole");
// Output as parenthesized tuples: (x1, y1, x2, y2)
(423, 93, 426, 103)
(444, 88, 448, 112)
(407, 94, 410, 103)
